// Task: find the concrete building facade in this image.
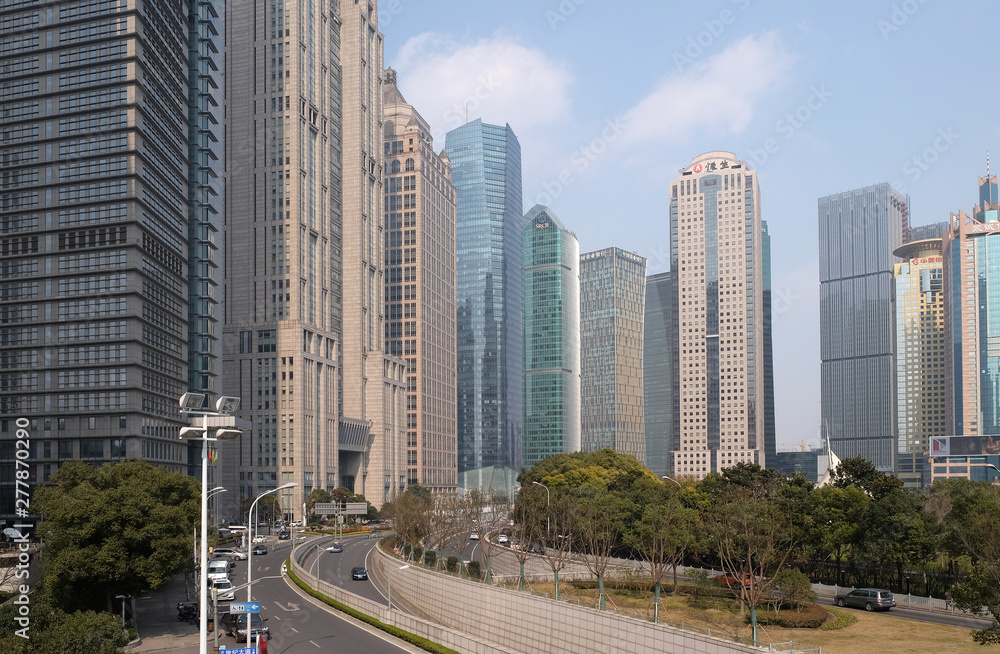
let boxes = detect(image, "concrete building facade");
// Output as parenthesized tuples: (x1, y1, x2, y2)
(580, 247, 646, 461)
(382, 69, 457, 493)
(522, 205, 580, 468)
(669, 151, 768, 480)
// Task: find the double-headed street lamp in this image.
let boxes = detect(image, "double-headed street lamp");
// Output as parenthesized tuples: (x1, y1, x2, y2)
(532, 481, 550, 543)
(178, 392, 242, 654)
(246, 483, 296, 651)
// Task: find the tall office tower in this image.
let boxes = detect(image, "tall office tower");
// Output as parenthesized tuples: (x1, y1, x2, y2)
(943, 174, 1000, 438)
(224, 0, 405, 516)
(669, 151, 768, 480)
(522, 205, 580, 467)
(445, 120, 524, 478)
(580, 247, 646, 461)
(892, 238, 944, 490)
(761, 221, 776, 466)
(382, 70, 458, 493)
(0, 1, 224, 527)
(643, 271, 673, 476)
(819, 183, 908, 470)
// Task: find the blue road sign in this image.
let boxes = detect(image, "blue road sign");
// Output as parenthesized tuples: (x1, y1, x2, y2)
(219, 648, 257, 654)
(229, 602, 260, 613)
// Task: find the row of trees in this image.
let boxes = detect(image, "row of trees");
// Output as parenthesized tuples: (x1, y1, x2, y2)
(382, 449, 1000, 644)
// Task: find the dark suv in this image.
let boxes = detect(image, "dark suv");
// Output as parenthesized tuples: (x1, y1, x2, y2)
(219, 612, 269, 642)
(834, 588, 895, 611)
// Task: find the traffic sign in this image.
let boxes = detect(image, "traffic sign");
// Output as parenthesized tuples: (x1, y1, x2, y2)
(229, 602, 260, 613)
(219, 648, 257, 654)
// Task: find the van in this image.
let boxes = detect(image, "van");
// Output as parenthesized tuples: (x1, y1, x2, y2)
(207, 560, 230, 583)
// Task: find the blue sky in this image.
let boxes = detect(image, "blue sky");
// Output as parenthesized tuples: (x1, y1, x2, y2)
(380, 0, 998, 451)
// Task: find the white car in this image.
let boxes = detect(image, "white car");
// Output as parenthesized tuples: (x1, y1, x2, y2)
(498, 533, 509, 544)
(252, 535, 267, 545)
(470, 531, 479, 540)
(206, 560, 230, 583)
(208, 578, 235, 601)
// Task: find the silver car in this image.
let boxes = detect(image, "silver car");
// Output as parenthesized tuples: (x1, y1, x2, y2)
(834, 588, 895, 611)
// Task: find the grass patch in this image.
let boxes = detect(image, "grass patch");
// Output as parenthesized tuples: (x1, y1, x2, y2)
(821, 606, 858, 631)
(286, 558, 460, 654)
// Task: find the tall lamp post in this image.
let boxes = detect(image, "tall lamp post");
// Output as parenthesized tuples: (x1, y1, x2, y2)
(387, 564, 410, 611)
(531, 481, 550, 543)
(987, 463, 1000, 482)
(178, 393, 243, 654)
(662, 475, 682, 488)
(247, 483, 296, 651)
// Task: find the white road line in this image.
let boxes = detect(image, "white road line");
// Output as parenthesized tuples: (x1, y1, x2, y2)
(311, 641, 322, 648)
(288, 626, 299, 633)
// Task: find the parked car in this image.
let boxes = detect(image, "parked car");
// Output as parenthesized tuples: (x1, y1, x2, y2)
(206, 560, 230, 583)
(351, 566, 368, 580)
(212, 547, 247, 561)
(252, 544, 268, 556)
(326, 542, 343, 553)
(834, 588, 896, 612)
(278, 531, 290, 541)
(208, 578, 235, 601)
(219, 612, 270, 642)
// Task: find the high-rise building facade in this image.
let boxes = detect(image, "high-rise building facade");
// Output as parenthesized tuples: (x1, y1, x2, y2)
(819, 183, 908, 471)
(943, 175, 1000, 438)
(0, 1, 225, 522)
(892, 238, 944, 490)
(224, 0, 405, 515)
(382, 70, 457, 493)
(669, 151, 768, 480)
(445, 120, 524, 476)
(580, 247, 646, 460)
(643, 271, 673, 477)
(522, 205, 580, 467)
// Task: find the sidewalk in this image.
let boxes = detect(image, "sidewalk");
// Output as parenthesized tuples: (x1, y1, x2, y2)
(132, 573, 203, 653)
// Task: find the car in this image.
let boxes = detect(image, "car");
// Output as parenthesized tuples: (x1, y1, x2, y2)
(469, 531, 479, 540)
(834, 588, 896, 612)
(326, 542, 343, 553)
(528, 543, 546, 554)
(208, 578, 235, 601)
(212, 548, 247, 561)
(351, 566, 368, 580)
(219, 612, 270, 642)
(252, 535, 267, 545)
(206, 560, 230, 583)
(497, 533, 509, 544)
(280, 562, 287, 575)
(278, 531, 290, 541)
(252, 544, 268, 556)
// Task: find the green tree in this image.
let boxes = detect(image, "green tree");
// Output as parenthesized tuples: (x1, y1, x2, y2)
(831, 457, 903, 500)
(519, 448, 660, 492)
(0, 591, 131, 653)
(769, 568, 816, 612)
(850, 488, 936, 590)
(33, 460, 200, 613)
(804, 484, 869, 581)
(381, 486, 434, 558)
(575, 487, 631, 610)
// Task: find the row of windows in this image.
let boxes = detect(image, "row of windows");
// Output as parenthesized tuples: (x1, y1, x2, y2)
(0, 326, 37, 345)
(59, 368, 127, 388)
(58, 226, 127, 250)
(0, 78, 38, 101)
(59, 344, 127, 365)
(58, 320, 127, 343)
(59, 249, 127, 272)
(1, 100, 38, 120)
(59, 86, 127, 113)
(0, 34, 38, 58)
(1, 122, 38, 144)
(58, 272, 127, 296)
(0, 54, 38, 76)
(60, 18, 128, 45)
(58, 391, 127, 411)
(61, 156, 128, 182)
(0, 235, 37, 256)
(59, 179, 127, 204)
(0, 280, 37, 300)
(60, 134, 128, 159)
(60, 109, 128, 137)
(58, 297, 126, 320)
(60, 40, 127, 67)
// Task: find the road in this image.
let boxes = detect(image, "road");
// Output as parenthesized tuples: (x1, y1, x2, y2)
(212, 536, 418, 654)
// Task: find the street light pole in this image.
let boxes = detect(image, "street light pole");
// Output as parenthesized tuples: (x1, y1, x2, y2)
(388, 564, 410, 611)
(178, 393, 243, 654)
(531, 481, 550, 543)
(247, 483, 296, 652)
(661, 475, 682, 488)
(987, 463, 1000, 483)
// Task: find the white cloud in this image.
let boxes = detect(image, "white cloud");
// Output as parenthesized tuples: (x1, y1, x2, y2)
(618, 32, 795, 148)
(390, 32, 572, 142)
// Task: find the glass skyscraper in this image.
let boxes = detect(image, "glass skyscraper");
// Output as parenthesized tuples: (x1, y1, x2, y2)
(819, 183, 908, 471)
(445, 120, 524, 475)
(669, 151, 769, 479)
(0, 1, 224, 523)
(580, 247, 647, 461)
(644, 271, 672, 476)
(522, 205, 580, 467)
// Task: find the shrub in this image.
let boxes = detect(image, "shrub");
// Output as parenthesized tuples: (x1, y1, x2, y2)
(424, 550, 437, 567)
(770, 568, 817, 611)
(466, 560, 482, 579)
(821, 607, 858, 631)
(446, 556, 459, 573)
(752, 602, 830, 628)
(412, 545, 424, 562)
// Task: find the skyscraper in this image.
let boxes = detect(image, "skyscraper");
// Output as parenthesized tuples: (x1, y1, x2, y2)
(224, 0, 405, 515)
(669, 151, 768, 479)
(445, 120, 524, 478)
(943, 175, 1000, 438)
(0, 1, 224, 522)
(819, 183, 908, 470)
(644, 271, 673, 477)
(580, 247, 646, 461)
(893, 237, 944, 490)
(383, 69, 458, 493)
(522, 205, 580, 468)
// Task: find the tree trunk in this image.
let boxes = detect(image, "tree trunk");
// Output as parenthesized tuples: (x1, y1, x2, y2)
(554, 569, 560, 600)
(519, 561, 525, 591)
(654, 583, 661, 623)
(598, 575, 606, 610)
(485, 555, 492, 583)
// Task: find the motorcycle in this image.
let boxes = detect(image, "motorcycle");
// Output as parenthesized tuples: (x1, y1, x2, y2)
(177, 601, 198, 622)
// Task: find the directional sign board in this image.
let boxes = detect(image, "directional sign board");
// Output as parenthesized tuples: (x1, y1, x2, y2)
(229, 602, 260, 613)
(219, 648, 257, 654)
(315, 502, 368, 515)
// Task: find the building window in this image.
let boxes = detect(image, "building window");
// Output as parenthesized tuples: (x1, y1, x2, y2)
(58, 440, 73, 459)
(80, 439, 103, 459)
(111, 439, 126, 458)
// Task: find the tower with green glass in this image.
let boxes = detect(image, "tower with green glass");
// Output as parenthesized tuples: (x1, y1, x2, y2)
(522, 206, 581, 467)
